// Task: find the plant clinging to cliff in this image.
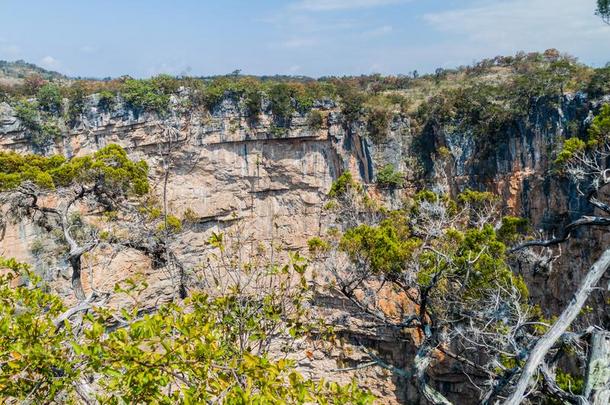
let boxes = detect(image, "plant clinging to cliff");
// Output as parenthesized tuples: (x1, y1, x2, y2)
(0, 144, 156, 302)
(375, 164, 404, 189)
(313, 188, 546, 404)
(122, 75, 178, 113)
(37, 83, 62, 114)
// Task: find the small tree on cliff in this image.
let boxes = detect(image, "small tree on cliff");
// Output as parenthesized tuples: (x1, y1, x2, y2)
(315, 115, 610, 405)
(0, 144, 172, 302)
(314, 176, 537, 404)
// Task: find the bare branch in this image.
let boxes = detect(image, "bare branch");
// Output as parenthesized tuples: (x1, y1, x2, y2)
(504, 249, 610, 405)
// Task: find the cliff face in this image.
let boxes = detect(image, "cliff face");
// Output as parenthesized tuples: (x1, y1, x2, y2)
(0, 91, 608, 402)
(427, 94, 610, 323)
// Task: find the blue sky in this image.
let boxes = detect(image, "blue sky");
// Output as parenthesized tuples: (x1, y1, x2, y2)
(1, 0, 609, 78)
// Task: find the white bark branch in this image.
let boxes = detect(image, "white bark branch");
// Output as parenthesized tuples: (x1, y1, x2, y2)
(504, 249, 610, 405)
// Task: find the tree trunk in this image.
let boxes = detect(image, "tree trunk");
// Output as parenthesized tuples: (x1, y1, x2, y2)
(69, 253, 86, 301)
(584, 331, 610, 404)
(504, 249, 610, 405)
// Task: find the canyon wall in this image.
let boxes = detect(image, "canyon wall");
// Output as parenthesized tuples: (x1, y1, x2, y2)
(0, 91, 608, 403)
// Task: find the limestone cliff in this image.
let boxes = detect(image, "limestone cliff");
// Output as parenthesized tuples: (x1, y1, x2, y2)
(0, 88, 608, 403)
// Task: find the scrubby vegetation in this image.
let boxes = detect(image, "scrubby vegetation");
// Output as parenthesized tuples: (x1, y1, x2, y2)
(1, 49, 608, 148)
(0, 257, 372, 403)
(375, 164, 404, 188)
(1, 48, 609, 404)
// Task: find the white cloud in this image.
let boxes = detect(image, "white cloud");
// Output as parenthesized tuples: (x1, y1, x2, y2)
(423, 0, 610, 64)
(292, 0, 407, 12)
(39, 56, 61, 70)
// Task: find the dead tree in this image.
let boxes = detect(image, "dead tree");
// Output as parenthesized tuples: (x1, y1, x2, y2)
(505, 137, 610, 404)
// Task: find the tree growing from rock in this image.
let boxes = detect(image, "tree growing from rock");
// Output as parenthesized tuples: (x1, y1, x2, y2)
(0, 144, 170, 302)
(314, 100, 610, 405)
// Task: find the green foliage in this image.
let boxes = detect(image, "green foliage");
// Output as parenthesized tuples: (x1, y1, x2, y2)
(555, 137, 586, 165)
(13, 100, 41, 131)
(588, 103, 610, 144)
(366, 107, 391, 141)
(98, 90, 117, 111)
(122, 75, 178, 112)
(307, 236, 330, 254)
(328, 171, 360, 198)
(268, 83, 295, 123)
(555, 104, 610, 166)
(597, 0, 610, 24)
(0, 259, 77, 402)
(586, 66, 610, 97)
(376, 164, 404, 189)
(157, 214, 183, 234)
(306, 109, 324, 130)
(0, 257, 374, 404)
(340, 221, 419, 275)
(32, 121, 62, 150)
(417, 224, 529, 300)
(0, 144, 149, 195)
(67, 82, 86, 124)
(243, 85, 263, 119)
(37, 83, 62, 114)
(412, 190, 458, 216)
(337, 83, 366, 123)
(555, 370, 584, 396)
(497, 216, 529, 244)
(458, 189, 498, 204)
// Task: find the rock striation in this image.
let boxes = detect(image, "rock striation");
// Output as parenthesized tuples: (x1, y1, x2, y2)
(0, 90, 608, 403)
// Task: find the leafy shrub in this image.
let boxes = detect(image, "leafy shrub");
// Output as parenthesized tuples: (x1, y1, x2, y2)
(37, 83, 62, 114)
(586, 66, 610, 98)
(497, 216, 529, 244)
(30, 121, 62, 151)
(588, 103, 610, 145)
(14, 101, 41, 131)
(244, 86, 263, 119)
(555, 137, 586, 165)
(376, 164, 404, 188)
(367, 107, 391, 141)
(268, 83, 295, 124)
(328, 171, 359, 197)
(97, 90, 116, 111)
(122, 75, 177, 113)
(305, 110, 324, 130)
(339, 222, 418, 275)
(307, 236, 330, 254)
(67, 83, 86, 124)
(0, 144, 149, 195)
(337, 83, 366, 122)
(269, 123, 288, 138)
(0, 257, 374, 404)
(157, 214, 182, 234)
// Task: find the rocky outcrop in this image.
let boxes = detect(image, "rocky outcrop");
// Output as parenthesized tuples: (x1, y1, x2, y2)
(0, 91, 608, 403)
